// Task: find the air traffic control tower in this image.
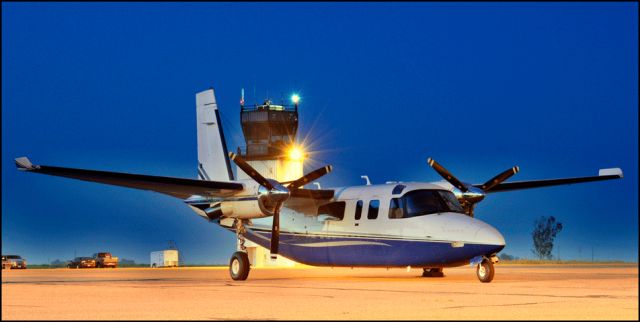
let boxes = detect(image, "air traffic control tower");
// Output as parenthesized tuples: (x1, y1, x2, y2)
(235, 96, 304, 182)
(236, 93, 305, 267)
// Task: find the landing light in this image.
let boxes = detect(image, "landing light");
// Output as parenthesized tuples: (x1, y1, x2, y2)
(287, 146, 305, 161)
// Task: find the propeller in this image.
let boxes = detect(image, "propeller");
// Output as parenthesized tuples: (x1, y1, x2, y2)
(228, 152, 332, 258)
(427, 157, 519, 217)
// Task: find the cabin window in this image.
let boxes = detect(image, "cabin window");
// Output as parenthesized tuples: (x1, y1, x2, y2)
(388, 198, 404, 218)
(354, 200, 363, 220)
(317, 201, 346, 220)
(367, 200, 380, 219)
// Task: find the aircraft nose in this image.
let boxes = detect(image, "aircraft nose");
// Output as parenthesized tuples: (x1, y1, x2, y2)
(474, 225, 506, 246)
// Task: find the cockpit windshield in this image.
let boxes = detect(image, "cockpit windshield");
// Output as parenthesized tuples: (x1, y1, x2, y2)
(389, 189, 465, 219)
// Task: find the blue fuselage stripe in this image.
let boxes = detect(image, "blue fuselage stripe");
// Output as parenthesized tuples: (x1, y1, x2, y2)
(225, 226, 504, 267)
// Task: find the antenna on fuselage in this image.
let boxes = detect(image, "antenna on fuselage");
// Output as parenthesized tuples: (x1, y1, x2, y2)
(361, 175, 371, 185)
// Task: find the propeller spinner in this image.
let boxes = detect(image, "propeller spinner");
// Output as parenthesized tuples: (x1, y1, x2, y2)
(427, 157, 519, 217)
(228, 152, 332, 258)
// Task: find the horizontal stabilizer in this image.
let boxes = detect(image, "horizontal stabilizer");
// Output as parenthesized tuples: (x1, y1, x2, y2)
(15, 157, 244, 199)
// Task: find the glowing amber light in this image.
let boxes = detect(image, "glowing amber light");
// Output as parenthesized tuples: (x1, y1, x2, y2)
(291, 94, 300, 104)
(287, 146, 305, 161)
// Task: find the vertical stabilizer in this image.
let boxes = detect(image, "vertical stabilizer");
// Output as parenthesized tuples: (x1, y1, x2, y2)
(196, 89, 234, 181)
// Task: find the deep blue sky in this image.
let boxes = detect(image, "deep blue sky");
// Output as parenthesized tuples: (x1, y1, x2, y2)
(3, 2, 637, 264)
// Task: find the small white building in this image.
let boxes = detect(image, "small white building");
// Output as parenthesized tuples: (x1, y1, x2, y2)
(150, 249, 179, 268)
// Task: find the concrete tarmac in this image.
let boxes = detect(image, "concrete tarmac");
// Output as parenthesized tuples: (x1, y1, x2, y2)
(2, 264, 637, 320)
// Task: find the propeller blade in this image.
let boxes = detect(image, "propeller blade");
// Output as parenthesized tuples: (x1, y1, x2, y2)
(270, 206, 280, 258)
(480, 166, 520, 192)
(427, 158, 468, 192)
(287, 165, 333, 190)
(228, 152, 275, 190)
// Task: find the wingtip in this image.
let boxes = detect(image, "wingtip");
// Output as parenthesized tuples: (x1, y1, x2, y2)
(228, 152, 236, 160)
(599, 168, 623, 178)
(15, 157, 36, 170)
(427, 158, 434, 166)
(326, 165, 333, 173)
(514, 166, 520, 173)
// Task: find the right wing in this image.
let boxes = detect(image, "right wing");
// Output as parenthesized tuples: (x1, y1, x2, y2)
(15, 157, 244, 199)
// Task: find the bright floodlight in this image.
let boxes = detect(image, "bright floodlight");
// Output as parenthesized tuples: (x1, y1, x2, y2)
(288, 145, 304, 161)
(291, 94, 300, 104)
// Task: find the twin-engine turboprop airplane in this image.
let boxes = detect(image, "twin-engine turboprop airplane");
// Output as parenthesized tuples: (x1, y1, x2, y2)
(15, 88, 623, 282)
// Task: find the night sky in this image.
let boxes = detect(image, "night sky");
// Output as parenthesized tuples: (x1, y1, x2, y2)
(3, 2, 637, 264)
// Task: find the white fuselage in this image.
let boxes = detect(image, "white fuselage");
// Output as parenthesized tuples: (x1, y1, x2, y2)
(218, 181, 505, 267)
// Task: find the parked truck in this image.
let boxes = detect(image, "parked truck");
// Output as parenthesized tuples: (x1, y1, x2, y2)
(150, 250, 179, 268)
(2, 255, 27, 269)
(93, 252, 118, 268)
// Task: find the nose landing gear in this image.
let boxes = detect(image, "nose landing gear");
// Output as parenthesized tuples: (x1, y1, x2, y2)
(476, 257, 495, 283)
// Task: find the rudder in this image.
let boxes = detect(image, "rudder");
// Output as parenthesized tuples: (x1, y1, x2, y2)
(196, 88, 234, 181)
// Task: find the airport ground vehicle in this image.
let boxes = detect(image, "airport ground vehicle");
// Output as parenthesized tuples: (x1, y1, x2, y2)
(93, 252, 118, 268)
(150, 250, 179, 268)
(68, 257, 96, 268)
(2, 255, 27, 269)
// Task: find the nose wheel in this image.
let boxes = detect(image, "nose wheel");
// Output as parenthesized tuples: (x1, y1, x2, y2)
(476, 257, 495, 283)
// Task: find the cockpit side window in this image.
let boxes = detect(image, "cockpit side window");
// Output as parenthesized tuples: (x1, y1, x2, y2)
(367, 200, 380, 219)
(388, 198, 404, 218)
(389, 189, 465, 219)
(392, 184, 406, 195)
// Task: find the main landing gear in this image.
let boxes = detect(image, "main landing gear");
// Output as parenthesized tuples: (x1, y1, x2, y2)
(230, 251, 250, 280)
(422, 268, 444, 277)
(229, 219, 251, 281)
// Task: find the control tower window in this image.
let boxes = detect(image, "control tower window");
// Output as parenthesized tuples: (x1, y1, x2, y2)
(317, 201, 346, 221)
(367, 200, 380, 219)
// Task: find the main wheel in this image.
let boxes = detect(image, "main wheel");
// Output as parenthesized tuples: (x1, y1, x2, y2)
(422, 268, 444, 277)
(476, 258, 495, 283)
(229, 252, 250, 281)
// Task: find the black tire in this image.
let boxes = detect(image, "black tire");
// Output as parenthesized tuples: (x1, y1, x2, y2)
(422, 268, 444, 277)
(229, 252, 250, 281)
(476, 258, 495, 283)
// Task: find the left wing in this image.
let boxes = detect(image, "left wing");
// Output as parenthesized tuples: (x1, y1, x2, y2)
(15, 157, 244, 199)
(474, 168, 623, 193)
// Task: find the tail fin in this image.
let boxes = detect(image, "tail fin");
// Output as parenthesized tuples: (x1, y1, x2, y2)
(195, 88, 234, 181)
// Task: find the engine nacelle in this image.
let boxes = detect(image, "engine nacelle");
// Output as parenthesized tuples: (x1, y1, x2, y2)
(186, 179, 277, 221)
(218, 199, 274, 219)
